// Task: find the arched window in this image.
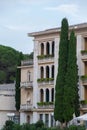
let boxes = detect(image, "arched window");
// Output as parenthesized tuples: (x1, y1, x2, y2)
(46, 42, 50, 55)
(46, 89, 49, 102)
(52, 41, 55, 56)
(41, 43, 44, 55)
(46, 66, 49, 78)
(41, 66, 44, 78)
(40, 89, 44, 102)
(51, 88, 54, 102)
(52, 65, 54, 78)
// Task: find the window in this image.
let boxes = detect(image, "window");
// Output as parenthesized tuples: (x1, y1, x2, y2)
(41, 43, 44, 55)
(40, 89, 44, 102)
(46, 66, 49, 78)
(40, 66, 44, 78)
(46, 42, 50, 55)
(51, 88, 54, 102)
(51, 114, 54, 127)
(52, 65, 54, 78)
(40, 114, 43, 121)
(46, 89, 49, 102)
(45, 114, 49, 127)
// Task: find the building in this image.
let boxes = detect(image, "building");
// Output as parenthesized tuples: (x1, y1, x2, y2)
(20, 23, 87, 127)
(0, 83, 18, 129)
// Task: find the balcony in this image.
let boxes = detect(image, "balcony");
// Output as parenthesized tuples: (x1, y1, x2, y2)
(37, 55, 54, 64)
(37, 102, 54, 109)
(81, 75, 87, 85)
(20, 81, 33, 88)
(81, 50, 87, 61)
(20, 104, 33, 111)
(37, 78, 54, 86)
(80, 100, 87, 110)
(21, 59, 33, 66)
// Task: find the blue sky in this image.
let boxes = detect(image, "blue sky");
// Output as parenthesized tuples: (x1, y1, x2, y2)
(0, 0, 87, 54)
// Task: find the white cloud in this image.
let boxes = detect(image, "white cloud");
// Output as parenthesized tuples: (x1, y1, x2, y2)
(45, 4, 79, 16)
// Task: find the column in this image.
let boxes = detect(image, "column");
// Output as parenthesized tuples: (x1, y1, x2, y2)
(50, 41, 52, 55)
(33, 112, 38, 123)
(49, 65, 52, 78)
(20, 112, 26, 125)
(48, 114, 51, 127)
(44, 42, 46, 55)
(44, 66, 46, 78)
(43, 114, 45, 124)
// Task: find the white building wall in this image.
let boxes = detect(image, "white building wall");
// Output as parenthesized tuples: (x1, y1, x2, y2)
(77, 35, 84, 100)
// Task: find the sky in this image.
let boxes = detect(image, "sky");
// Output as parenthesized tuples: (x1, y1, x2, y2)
(0, 0, 87, 54)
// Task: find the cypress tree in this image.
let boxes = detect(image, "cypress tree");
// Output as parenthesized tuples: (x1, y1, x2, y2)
(54, 18, 69, 123)
(63, 30, 80, 123)
(15, 52, 24, 111)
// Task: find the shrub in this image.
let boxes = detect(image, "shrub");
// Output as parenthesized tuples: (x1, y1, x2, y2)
(35, 120, 44, 129)
(69, 125, 78, 130)
(13, 124, 22, 130)
(2, 120, 14, 130)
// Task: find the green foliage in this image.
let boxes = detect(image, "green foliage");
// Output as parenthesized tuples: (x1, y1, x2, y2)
(15, 52, 24, 111)
(63, 30, 80, 121)
(37, 78, 54, 82)
(54, 18, 69, 123)
(81, 75, 87, 80)
(54, 18, 80, 124)
(81, 50, 87, 54)
(0, 45, 33, 84)
(2, 120, 14, 130)
(37, 54, 54, 59)
(35, 120, 44, 129)
(13, 124, 22, 130)
(80, 100, 87, 105)
(37, 102, 54, 106)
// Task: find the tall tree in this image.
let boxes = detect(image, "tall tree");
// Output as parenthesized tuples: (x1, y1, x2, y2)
(54, 18, 69, 123)
(63, 31, 80, 123)
(15, 52, 24, 111)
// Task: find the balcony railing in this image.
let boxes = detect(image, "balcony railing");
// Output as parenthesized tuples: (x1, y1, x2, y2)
(37, 55, 54, 63)
(20, 81, 33, 88)
(21, 60, 33, 66)
(81, 75, 87, 85)
(38, 105, 54, 109)
(80, 100, 87, 109)
(37, 78, 54, 85)
(37, 102, 54, 109)
(20, 104, 33, 110)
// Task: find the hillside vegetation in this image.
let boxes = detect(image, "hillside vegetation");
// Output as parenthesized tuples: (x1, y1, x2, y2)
(0, 45, 33, 84)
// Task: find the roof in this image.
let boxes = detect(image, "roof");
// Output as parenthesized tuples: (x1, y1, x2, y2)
(0, 83, 15, 91)
(28, 23, 87, 37)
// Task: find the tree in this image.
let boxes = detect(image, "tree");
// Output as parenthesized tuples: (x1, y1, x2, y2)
(54, 18, 69, 123)
(15, 52, 24, 111)
(63, 30, 80, 123)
